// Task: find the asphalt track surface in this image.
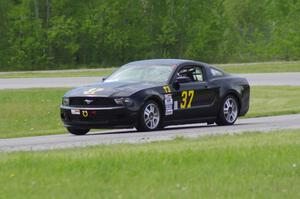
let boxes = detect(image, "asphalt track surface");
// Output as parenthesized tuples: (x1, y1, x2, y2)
(1, 72, 300, 89)
(1, 114, 300, 152)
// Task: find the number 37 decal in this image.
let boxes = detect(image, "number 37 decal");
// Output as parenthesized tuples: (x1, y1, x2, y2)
(180, 90, 195, 109)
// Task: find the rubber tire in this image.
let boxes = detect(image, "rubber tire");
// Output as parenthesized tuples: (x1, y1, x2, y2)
(67, 127, 90, 135)
(135, 100, 162, 132)
(216, 95, 239, 126)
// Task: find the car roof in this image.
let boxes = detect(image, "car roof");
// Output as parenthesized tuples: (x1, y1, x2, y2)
(125, 59, 199, 66)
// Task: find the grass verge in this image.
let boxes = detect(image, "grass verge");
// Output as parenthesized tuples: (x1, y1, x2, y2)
(0, 70, 112, 78)
(246, 86, 300, 118)
(0, 86, 300, 138)
(0, 130, 299, 198)
(0, 88, 68, 138)
(218, 61, 300, 73)
(1, 61, 300, 78)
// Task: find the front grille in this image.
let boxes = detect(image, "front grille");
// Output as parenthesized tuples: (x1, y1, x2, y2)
(69, 97, 117, 107)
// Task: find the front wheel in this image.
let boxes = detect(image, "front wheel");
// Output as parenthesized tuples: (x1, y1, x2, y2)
(136, 100, 162, 131)
(67, 127, 90, 135)
(216, 95, 239, 126)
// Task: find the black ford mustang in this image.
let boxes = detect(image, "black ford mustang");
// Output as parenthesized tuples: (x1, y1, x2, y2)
(61, 59, 250, 135)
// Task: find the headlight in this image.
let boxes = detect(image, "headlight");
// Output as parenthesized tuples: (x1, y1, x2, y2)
(124, 98, 133, 106)
(114, 98, 133, 106)
(114, 97, 124, 105)
(62, 97, 69, 106)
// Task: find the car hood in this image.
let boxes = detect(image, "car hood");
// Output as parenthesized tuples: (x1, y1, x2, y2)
(64, 81, 162, 97)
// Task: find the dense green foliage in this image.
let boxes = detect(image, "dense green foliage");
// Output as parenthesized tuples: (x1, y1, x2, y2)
(0, 0, 300, 70)
(1, 130, 299, 198)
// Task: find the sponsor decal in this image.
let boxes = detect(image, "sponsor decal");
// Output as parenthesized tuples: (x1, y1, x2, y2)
(165, 108, 173, 116)
(71, 109, 80, 115)
(164, 94, 173, 105)
(83, 88, 104, 95)
(82, 111, 89, 118)
(164, 94, 174, 115)
(174, 101, 178, 110)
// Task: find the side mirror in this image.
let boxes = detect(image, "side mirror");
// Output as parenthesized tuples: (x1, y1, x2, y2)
(102, 76, 108, 82)
(172, 76, 192, 90)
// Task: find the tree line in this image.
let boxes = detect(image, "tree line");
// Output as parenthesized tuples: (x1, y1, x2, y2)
(0, 0, 300, 71)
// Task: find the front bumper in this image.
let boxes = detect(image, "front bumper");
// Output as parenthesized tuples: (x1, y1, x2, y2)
(60, 105, 138, 129)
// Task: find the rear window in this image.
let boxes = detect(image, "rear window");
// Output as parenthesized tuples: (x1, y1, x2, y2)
(210, 67, 224, 77)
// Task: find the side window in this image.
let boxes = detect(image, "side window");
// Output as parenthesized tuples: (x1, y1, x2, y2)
(210, 68, 224, 77)
(194, 67, 204, 81)
(177, 66, 204, 82)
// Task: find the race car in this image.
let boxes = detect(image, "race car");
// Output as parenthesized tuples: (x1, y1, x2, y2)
(60, 59, 250, 135)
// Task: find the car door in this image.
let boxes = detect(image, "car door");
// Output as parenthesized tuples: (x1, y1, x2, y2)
(171, 65, 218, 120)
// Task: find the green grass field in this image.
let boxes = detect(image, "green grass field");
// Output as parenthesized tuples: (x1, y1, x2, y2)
(247, 86, 300, 117)
(0, 61, 300, 78)
(0, 130, 299, 199)
(0, 86, 300, 138)
(0, 70, 112, 78)
(218, 61, 300, 74)
(0, 88, 67, 138)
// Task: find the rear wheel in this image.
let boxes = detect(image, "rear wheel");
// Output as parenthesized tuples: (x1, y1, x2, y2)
(67, 127, 90, 135)
(136, 100, 162, 131)
(216, 95, 239, 126)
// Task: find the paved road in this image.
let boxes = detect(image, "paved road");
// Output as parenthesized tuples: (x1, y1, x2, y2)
(1, 114, 299, 152)
(0, 77, 101, 89)
(238, 73, 300, 86)
(1, 72, 300, 89)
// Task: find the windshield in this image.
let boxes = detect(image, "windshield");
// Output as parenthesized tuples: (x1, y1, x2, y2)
(105, 65, 174, 83)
